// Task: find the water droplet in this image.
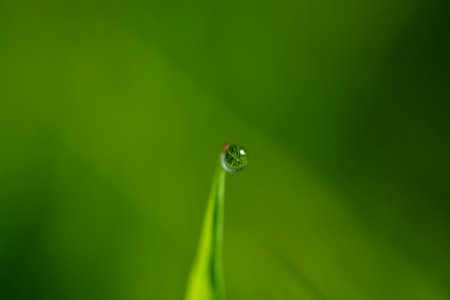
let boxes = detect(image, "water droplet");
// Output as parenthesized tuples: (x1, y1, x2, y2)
(221, 144, 248, 173)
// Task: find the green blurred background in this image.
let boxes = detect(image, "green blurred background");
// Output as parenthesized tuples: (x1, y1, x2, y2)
(1, 0, 449, 299)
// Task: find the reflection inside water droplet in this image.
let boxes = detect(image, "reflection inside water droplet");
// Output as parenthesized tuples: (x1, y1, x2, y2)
(221, 144, 248, 173)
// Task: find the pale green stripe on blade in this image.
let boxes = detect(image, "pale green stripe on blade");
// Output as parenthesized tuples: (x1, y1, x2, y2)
(185, 160, 226, 300)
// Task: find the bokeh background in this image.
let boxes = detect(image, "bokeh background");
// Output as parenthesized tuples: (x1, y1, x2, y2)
(1, 0, 449, 299)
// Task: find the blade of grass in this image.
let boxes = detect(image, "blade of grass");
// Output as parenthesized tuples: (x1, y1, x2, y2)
(185, 159, 226, 300)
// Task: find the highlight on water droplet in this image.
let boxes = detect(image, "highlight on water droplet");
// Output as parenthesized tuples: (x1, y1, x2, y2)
(221, 143, 248, 173)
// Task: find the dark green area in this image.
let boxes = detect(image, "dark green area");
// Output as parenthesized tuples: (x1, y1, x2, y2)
(0, 0, 449, 299)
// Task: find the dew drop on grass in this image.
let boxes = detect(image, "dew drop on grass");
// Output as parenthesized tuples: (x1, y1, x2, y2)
(221, 144, 248, 173)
